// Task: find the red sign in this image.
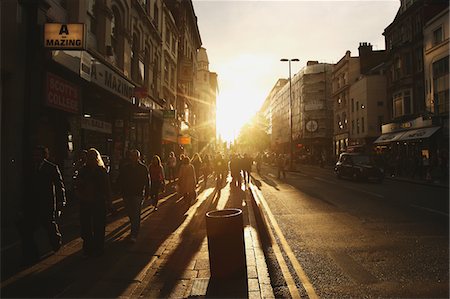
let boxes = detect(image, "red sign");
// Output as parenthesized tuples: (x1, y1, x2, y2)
(46, 72, 79, 113)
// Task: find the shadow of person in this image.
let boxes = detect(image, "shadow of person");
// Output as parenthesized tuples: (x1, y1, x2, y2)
(259, 174, 280, 191)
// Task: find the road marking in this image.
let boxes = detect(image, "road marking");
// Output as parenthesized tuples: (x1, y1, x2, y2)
(409, 204, 449, 217)
(252, 185, 319, 299)
(250, 185, 301, 299)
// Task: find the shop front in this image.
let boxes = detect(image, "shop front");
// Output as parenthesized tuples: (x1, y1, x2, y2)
(373, 116, 443, 177)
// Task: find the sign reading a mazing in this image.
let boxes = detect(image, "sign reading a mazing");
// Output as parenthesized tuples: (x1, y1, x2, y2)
(44, 23, 85, 50)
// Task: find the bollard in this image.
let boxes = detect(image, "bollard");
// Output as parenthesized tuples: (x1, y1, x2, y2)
(205, 208, 247, 279)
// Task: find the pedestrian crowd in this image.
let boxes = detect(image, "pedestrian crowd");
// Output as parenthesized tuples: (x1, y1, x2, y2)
(17, 145, 271, 266)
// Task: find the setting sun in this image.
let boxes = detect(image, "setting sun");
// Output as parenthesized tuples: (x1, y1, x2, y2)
(214, 54, 279, 142)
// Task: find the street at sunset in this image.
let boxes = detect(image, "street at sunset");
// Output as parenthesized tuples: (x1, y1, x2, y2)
(1, 0, 449, 298)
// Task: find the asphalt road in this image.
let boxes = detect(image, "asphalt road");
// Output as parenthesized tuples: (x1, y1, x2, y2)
(252, 164, 449, 298)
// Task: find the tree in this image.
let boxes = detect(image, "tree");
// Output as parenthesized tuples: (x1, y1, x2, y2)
(236, 113, 270, 152)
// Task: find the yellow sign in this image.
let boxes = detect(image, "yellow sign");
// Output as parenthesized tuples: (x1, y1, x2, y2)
(44, 23, 85, 50)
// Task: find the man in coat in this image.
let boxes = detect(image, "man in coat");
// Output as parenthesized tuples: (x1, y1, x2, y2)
(18, 145, 67, 265)
(117, 149, 149, 242)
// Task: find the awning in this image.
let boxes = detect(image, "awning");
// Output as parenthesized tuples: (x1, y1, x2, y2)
(398, 127, 440, 141)
(373, 131, 406, 144)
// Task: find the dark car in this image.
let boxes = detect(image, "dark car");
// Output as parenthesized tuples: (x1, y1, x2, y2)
(335, 153, 384, 183)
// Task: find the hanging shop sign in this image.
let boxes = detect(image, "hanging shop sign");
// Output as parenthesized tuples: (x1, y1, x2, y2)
(163, 110, 176, 119)
(44, 23, 85, 50)
(46, 72, 79, 113)
(90, 60, 134, 103)
(133, 112, 151, 120)
(178, 135, 191, 145)
(162, 121, 178, 143)
(81, 117, 112, 134)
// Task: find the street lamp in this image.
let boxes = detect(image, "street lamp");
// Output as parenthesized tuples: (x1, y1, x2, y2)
(280, 58, 299, 170)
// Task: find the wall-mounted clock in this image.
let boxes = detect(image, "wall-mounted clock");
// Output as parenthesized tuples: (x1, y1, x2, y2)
(306, 120, 318, 132)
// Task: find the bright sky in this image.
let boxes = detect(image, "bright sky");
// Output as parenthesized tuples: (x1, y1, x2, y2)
(192, 0, 400, 142)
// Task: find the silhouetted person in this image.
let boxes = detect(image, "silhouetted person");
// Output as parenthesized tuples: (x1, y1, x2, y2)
(75, 148, 111, 257)
(18, 145, 66, 265)
(191, 153, 203, 184)
(166, 151, 177, 183)
(230, 154, 242, 188)
(242, 153, 252, 185)
(202, 154, 211, 185)
(277, 154, 286, 179)
(178, 156, 197, 201)
(117, 149, 149, 242)
(149, 155, 165, 210)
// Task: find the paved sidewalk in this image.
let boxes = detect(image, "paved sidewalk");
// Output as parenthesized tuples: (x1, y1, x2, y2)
(1, 178, 274, 298)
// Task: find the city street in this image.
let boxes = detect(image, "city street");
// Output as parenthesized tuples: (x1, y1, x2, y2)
(252, 164, 449, 298)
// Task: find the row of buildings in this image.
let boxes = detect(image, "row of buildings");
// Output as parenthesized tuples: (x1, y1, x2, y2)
(1, 1, 217, 227)
(262, 0, 448, 168)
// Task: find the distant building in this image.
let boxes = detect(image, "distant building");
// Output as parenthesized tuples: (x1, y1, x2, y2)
(195, 47, 218, 153)
(269, 62, 334, 160)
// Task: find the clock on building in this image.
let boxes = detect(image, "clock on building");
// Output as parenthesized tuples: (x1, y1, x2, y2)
(306, 120, 318, 132)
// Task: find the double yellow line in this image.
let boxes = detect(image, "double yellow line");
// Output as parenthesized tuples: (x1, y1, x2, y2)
(250, 184, 319, 299)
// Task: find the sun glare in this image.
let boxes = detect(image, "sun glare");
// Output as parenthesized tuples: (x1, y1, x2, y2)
(216, 88, 265, 143)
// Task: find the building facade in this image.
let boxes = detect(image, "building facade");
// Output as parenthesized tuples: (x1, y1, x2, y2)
(377, 0, 448, 169)
(332, 51, 360, 155)
(270, 62, 334, 162)
(1, 0, 211, 250)
(195, 47, 218, 153)
(165, 0, 202, 156)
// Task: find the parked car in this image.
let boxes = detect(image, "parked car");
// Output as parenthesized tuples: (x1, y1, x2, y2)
(334, 152, 384, 183)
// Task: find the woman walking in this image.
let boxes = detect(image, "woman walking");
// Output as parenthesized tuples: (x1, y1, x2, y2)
(178, 156, 197, 201)
(149, 155, 165, 211)
(75, 148, 111, 257)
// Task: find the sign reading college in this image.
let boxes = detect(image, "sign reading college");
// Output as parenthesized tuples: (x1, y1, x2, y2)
(44, 23, 85, 50)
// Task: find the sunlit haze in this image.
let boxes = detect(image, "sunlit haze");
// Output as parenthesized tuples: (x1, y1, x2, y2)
(192, 0, 400, 142)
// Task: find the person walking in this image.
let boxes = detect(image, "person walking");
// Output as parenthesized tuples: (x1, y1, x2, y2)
(166, 152, 177, 183)
(149, 155, 165, 211)
(117, 149, 149, 242)
(202, 154, 211, 185)
(191, 153, 203, 184)
(255, 153, 262, 175)
(242, 153, 253, 185)
(229, 154, 242, 188)
(277, 154, 286, 179)
(18, 145, 67, 265)
(75, 148, 111, 257)
(178, 156, 197, 201)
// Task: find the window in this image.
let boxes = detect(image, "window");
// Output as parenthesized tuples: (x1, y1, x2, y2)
(170, 66, 175, 88)
(165, 26, 170, 46)
(352, 120, 355, 134)
(394, 57, 401, 80)
(433, 56, 450, 114)
(153, 3, 159, 29)
(164, 58, 169, 83)
(87, 0, 96, 36)
(356, 118, 360, 134)
(351, 98, 354, 112)
(404, 52, 412, 75)
(393, 90, 412, 117)
(433, 26, 443, 45)
(361, 117, 365, 133)
(356, 101, 359, 111)
(414, 48, 423, 72)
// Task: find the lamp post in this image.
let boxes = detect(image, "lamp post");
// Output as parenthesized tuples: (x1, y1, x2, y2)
(280, 58, 299, 170)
